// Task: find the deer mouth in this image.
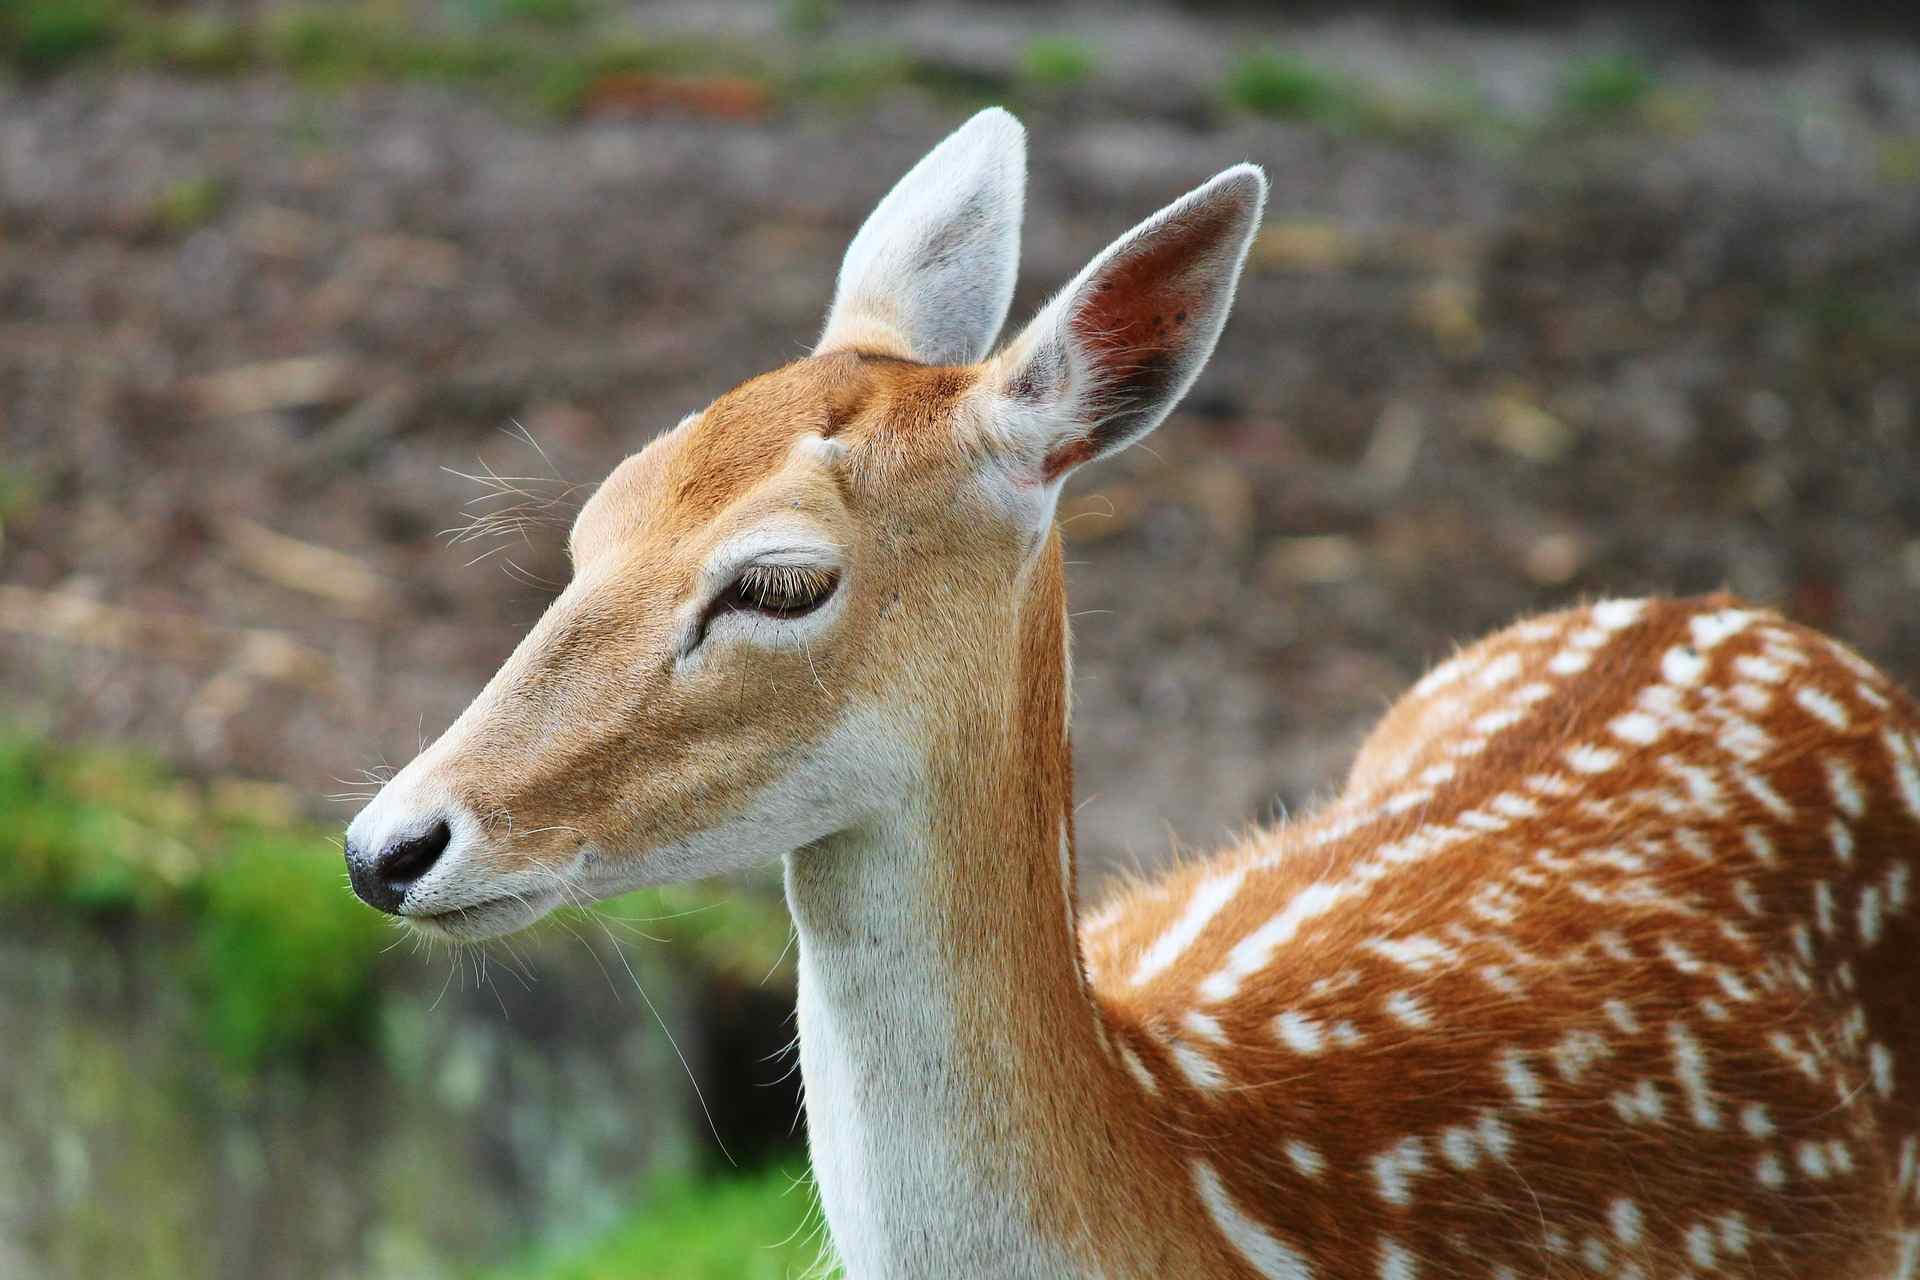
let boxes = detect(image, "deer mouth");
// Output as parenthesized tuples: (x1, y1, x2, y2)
(404, 891, 554, 940)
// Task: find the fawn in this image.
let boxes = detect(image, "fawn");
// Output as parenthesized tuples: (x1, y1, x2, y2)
(346, 110, 1920, 1278)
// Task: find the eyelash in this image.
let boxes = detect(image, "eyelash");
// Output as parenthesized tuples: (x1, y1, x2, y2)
(691, 563, 840, 650)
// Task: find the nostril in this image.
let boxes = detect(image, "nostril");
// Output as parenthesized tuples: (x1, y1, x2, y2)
(378, 819, 452, 886)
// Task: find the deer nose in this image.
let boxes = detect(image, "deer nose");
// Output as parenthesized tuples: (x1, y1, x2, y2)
(346, 819, 453, 914)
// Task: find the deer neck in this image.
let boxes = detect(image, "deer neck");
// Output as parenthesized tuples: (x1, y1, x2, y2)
(783, 536, 1120, 1278)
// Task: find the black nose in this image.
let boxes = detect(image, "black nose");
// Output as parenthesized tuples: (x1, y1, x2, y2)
(346, 820, 452, 914)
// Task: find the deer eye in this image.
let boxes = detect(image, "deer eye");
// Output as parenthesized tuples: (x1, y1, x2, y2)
(722, 563, 839, 618)
(689, 562, 840, 652)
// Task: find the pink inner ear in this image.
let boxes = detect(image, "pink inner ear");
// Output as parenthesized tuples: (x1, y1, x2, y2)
(1069, 197, 1238, 404)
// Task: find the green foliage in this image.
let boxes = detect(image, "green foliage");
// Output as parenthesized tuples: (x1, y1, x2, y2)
(121, 13, 251, 75)
(1022, 36, 1095, 89)
(490, 1164, 827, 1280)
(499, 0, 596, 31)
(1560, 54, 1655, 121)
(1, 0, 125, 73)
(0, 731, 796, 1071)
(153, 175, 225, 234)
(191, 824, 391, 1067)
(1227, 51, 1341, 121)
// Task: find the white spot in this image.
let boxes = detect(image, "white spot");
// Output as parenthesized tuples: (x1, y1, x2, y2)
(1661, 938, 1705, 974)
(1769, 1030, 1823, 1081)
(1756, 1153, 1785, 1188)
(1488, 792, 1541, 820)
(1734, 765, 1795, 821)
(1471, 708, 1525, 736)
(1565, 744, 1621, 774)
(1732, 879, 1766, 917)
(1891, 862, 1912, 913)
(1718, 1213, 1750, 1256)
(1815, 881, 1837, 935)
(1690, 608, 1756, 650)
(1886, 729, 1920, 821)
(1611, 1079, 1665, 1125)
(1862, 885, 1885, 946)
(1795, 686, 1851, 731)
(1829, 819, 1855, 865)
(1418, 762, 1457, 787)
(1669, 1022, 1719, 1129)
(1370, 1136, 1427, 1206)
(1499, 1049, 1544, 1111)
(1476, 651, 1522, 689)
(1741, 1104, 1775, 1139)
(1895, 1230, 1920, 1280)
(1168, 1039, 1228, 1091)
(1603, 1000, 1641, 1034)
(1439, 1126, 1479, 1171)
(1201, 882, 1348, 1002)
(1274, 1011, 1325, 1055)
(1797, 1142, 1831, 1179)
(1365, 935, 1460, 974)
(1829, 1140, 1855, 1175)
(1384, 991, 1433, 1030)
(1476, 1111, 1514, 1160)
(1330, 1020, 1366, 1048)
(1593, 599, 1646, 630)
(1662, 645, 1707, 685)
(1132, 868, 1246, 986)
(1872, 1043, 1896, 1098)
(1548, 649, 1593, 676)
(1190, 1159, 1312, 1280)
(1610, 1199, 1643, 1246)
(1825, 756, 1867, 819)
(1734, 654, 1786, 684)
(1551, 1029, 1612, 1084)
(1378, 1238, 1417, 1280)
(1185, 1011, 1229, 1044)
(1119, 1043, 1159, 1095)
(1685, 1222, 1716, 1268)
(1285, 1140, 1325, 1180)
(1715, 969, 1757, 1003)
(1581, 1236, 1610, 1270)
(1742, 826, 1778, 866)
(1478, 964, 1523, 996)
(1609, 711, 1664, 745)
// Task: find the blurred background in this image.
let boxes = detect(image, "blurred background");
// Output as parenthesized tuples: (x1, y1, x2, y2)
(3, 0, 1919, 1275)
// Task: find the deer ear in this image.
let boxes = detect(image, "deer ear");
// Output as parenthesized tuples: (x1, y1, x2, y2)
(983, 165, 1266, 482)
(815, 109, 1026, 367)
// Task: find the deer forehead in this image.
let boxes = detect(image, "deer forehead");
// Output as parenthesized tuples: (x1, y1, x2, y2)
(571, 353, 998, 573)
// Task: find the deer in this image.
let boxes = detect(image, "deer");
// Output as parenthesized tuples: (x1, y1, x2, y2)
(344, 108, 1920, 1278)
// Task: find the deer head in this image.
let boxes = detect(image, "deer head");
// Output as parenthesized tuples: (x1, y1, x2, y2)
(345, 109, 1265, 939)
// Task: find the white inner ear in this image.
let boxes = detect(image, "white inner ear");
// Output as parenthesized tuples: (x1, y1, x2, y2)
(816, 108, 1027, 367)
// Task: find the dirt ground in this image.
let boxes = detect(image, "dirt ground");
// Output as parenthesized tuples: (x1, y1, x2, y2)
(4, 3, 1919, 891)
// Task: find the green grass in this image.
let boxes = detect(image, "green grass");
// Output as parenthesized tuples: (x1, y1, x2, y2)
(0, 732, 796, 1069)
(490, 1164, 828, 1280)
(0, 0, 126, 73)
(1226, 51, 1342, 122)
(1021, 36, 1095, 89)
(1559, 54, 1656, 121)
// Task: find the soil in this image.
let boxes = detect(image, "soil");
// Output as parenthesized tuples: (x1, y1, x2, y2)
(4, 3, 1919, 891)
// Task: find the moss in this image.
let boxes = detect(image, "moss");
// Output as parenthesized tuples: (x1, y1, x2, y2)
(488, 1163, 826, 1280)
